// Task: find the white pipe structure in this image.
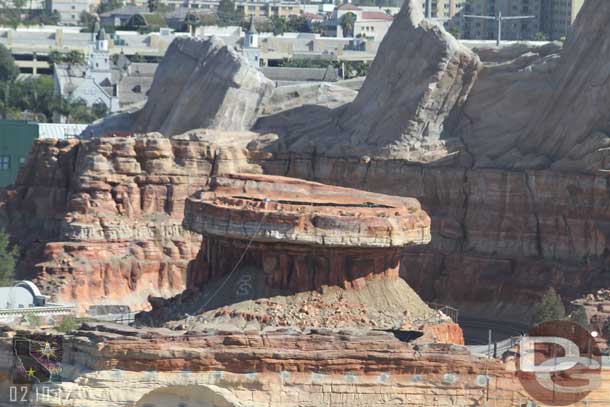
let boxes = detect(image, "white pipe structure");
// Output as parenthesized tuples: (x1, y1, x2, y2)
(463, 11, 536, 46)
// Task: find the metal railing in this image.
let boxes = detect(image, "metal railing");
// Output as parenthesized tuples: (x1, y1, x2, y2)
(428, 302, 459, 323)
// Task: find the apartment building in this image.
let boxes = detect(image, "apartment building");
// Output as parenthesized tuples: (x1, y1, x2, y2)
(47, 0, 97, 25)
(235, 0, 301, 18)
(424, 0, 584, 41)
(541, 0, 585, 39)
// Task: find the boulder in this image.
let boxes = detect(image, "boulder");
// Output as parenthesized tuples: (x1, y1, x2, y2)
(336, 0, 482, 161)
(87, 37, 275, 137)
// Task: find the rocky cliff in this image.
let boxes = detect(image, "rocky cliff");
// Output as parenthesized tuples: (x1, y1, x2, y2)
(3, 322, 517, 406)
(86, 37, 357, 138)
(0, 132, 259, 310)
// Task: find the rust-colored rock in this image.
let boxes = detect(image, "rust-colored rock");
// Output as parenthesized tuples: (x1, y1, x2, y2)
(0, 132, 257, 311)
(145, 173, 441, 331)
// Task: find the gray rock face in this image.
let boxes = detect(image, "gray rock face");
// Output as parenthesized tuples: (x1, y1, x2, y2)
(456, 43, 562, 168)
(518, 0, 610, 172)
(337, 1, 482, 160)
(86, 37, 275, 137)
(137, 37, 274, 136)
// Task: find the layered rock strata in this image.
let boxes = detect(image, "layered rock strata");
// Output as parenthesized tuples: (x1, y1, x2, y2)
(142, 173, 442, 331)
(0, 132, 260, 311)
(85, 37, 358, 138)
(10, 322, 520, 407)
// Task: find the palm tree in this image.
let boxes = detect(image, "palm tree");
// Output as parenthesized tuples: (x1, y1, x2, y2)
(340, 12, 357, 38)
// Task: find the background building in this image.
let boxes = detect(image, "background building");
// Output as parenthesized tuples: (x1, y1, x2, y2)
(541, 0, 585, 40)
(235, 0, 301, 18)
(425, 0, 585, 41)
(46, 0, 97, 25)
(0, 120, 86, 186)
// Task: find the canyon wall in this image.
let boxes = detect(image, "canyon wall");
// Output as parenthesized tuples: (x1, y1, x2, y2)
(0, 132, 260, 311)
(5, 133, 610, 320)
(18, 322, 520, 407)
(253, 153, 610, 321)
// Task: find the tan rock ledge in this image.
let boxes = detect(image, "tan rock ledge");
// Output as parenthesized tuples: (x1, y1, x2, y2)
(184, 173, 431, 248)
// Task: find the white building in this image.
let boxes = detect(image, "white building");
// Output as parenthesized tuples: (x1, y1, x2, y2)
(242, 17, 261, 67)
(329, 4, 394, 41)
(46, 0, 97, 25)
(53, 26, 120, 118)
(53, 24, 159, 121)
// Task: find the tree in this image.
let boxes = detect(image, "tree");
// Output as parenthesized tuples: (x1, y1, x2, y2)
(340, 12, 357, 37)
(532, 287, 566, 326)
(286, 15, 311, 33)
(10, 76, 56, 121)
(570, 305, 591, 330)
(97, 0, 124, 14)
(0, 44, 18, 119)
(217, 0, 242, 26)
(270, 16, 288, 35)
(147, 0, 160, 12)
(0, 228, 18, 286)
(532, 32, 549, 41)
(0, 44, 18, 84)
(64, 50, 85, 65)
(80, 11, 98, 30)
(55, 315, 79, 333)
(92, 101, 109, 118)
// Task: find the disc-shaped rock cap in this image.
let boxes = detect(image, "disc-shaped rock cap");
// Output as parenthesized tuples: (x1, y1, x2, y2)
(184, 174, 431, 248)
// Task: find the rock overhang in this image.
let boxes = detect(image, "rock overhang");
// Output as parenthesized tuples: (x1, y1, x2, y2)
(183, 173, 431, 248)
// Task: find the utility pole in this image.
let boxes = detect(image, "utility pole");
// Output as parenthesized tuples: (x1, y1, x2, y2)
(463, 11, 536, 46)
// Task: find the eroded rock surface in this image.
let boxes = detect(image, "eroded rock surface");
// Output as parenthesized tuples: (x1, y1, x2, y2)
(139, 173, 439, 331)
(27, 322, 516, 406)
(0, 133, 259, 310)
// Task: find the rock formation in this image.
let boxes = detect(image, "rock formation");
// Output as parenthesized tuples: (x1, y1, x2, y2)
(0, 132, 259, 311)
(519, 0, 610, 172)
(0, 322, 523, 406)
(140, 173, 444, 332)
(335, 1, 481, 161)
(85, 37, 357, 138)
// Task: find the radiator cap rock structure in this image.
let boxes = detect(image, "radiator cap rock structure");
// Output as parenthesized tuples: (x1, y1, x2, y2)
(141, 174, 446, 332)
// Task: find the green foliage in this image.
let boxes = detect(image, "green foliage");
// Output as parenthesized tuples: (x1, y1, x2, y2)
(61, 98, 102, 123)
(217, 0, 243, 26)
(0, 44, 18, 83)
(277, 58, 332, 68)
(569, 305, 591, 330)
(47, 50, 85, 66)
(55, 315, 79, 333)
(532, 32, 549, 41)
(25, 314, 41, 327)
(0, 0, 22, 29)
(340, 12, 357, 37)
(448, 26, 460, 39)
(286, 15, 311, 33)
(532, 287, 566, 326)
(5, 77, 109, 123)
(97, 0, 124, 14)
(80, 11, 98, 30)
(0, 228, 18, 286)
(342, 60, 369, 79)
(147, 0, 160, 12)
(92, 102, 109, 118)
(9, 76, 57, 122)
(24, 9, 60, 25)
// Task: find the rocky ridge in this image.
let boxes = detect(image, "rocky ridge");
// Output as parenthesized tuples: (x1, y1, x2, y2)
(0, 132, 260, 310)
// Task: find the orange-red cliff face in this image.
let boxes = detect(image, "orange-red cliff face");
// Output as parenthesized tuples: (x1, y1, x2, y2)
(0, 134, 247, 310)
(5, 134, 610, 322)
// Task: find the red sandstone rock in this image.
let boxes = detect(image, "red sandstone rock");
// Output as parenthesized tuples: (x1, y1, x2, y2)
(0, 134, 253, 311)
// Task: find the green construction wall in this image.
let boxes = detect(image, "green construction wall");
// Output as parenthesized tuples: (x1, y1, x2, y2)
(0, 120, 39, 187)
